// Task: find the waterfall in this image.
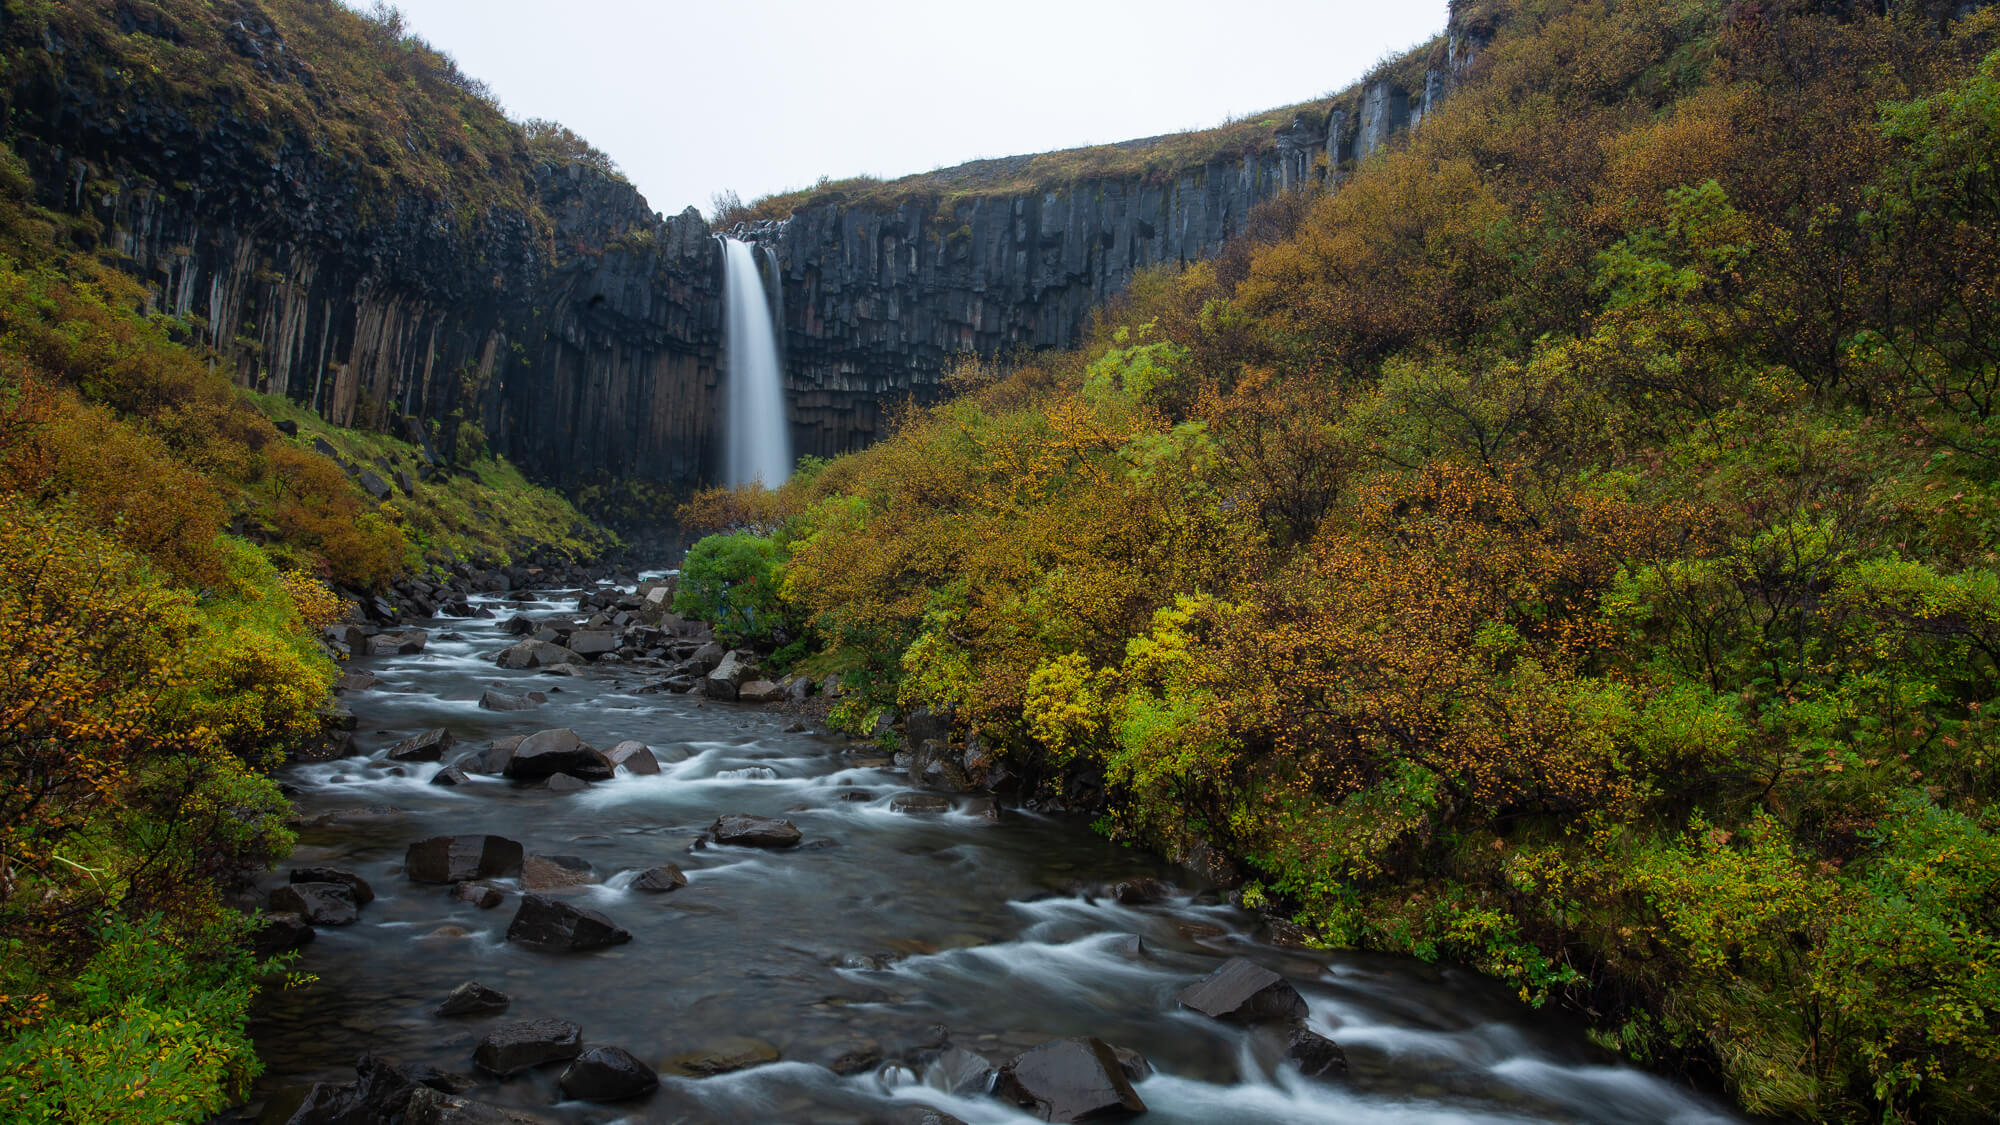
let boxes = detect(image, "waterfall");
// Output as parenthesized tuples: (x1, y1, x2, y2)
(720, 237, 790, 488)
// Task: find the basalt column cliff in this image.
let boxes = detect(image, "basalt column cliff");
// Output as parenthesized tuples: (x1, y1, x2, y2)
(2, 0, 1491, 493)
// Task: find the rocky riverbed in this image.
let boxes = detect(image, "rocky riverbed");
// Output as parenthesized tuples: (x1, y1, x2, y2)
(235, 578, 1751, 1125)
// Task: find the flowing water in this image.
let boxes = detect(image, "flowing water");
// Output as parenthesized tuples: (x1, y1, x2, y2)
(249, 586, 1751, 1125)
(721, 237, 790, 489)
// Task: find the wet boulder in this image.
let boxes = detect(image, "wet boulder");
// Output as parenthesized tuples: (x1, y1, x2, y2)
(521, 854, 597, 890)
(890, 792, 953, 815)
(568, 630, 618, 658)
(504, 892, 631, 952)
(387, 727, 456, 762)
(709, 814, 802, 849)
(431, 765, 474, 787)
(630, 864, 687, 893)
(481, 735, 526, 773)
(405, 1086, 557, 1124)
(1175, 957, 1309, 1025)
(687, 642, 727, 672)
(405, 835, 524, 884)
(992, 1037, 1147, 1122)
(479, 688, 545, 712)
(661, 1036, 779, 1077)
(558, 1045, 660, 1102)
(472, 1018, 583, 1076)
(1284, 1027, 1348, 1079)
(268, 883, 358, 926)
(367, 627, 428, 655)
(504, 728, 611, 781)
(291, 866, 374, 905)
(541, 772, 592, 794)
(335, 671, 378, 693)
(435, 981, 511, 1018)
(598, 740, 660, 775)
(452, 882, 504, 909)
(496, 640, 580, 670)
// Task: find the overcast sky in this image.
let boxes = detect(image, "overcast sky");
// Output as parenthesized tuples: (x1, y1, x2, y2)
(357, 1, 1451, 218)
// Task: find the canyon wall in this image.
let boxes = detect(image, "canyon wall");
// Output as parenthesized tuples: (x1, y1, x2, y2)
(5, 0, 1487, 494)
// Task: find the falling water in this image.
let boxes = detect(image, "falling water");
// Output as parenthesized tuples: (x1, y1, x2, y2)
(721, 236, 790, 488)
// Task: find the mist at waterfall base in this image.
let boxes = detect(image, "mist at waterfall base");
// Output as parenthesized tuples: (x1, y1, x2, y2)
(722, 237, 791, 489)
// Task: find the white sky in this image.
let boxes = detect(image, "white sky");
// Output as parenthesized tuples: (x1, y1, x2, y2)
(358, 1, 1451, 218)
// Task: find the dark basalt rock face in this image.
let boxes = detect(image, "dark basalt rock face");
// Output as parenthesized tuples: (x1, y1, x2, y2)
(1, 3, 1482, 494)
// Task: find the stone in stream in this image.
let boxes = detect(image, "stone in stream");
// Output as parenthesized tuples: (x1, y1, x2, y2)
(521, 854, 597, 890)
(478, 687, 545, 712)
(504, 892, 630, 952)
(709, 814, 802, 848)
(267, 883, 358, 926)
(404, 835, 524, 884)
(540, 772, 592, 794)
(435, 981, 512, 1018)
(503, 728, 611, 781)
(568, 630, 618, 658)
(557, 1045, 660, 1102)
(367, 627, 428, 655)
(1175, 957, 1309, 1025)
(890, 792, 953, 815)
(873, 1109, 972, 1125)
(452, 881, 504, 909)
(629, 864, 687, 893)
(472, 1018, 583, 1076)
(1109, 877, 1175, 905)
(430, 765, 473, 787)
(502, 614, 539, 636)
(926, 1046, 998, 1096)
(496, 639, 580, 670)
(736, 678, 785, 704)
(660, 1035, 779, 1077)
(992, 1037, 1147, 1122)
(252, 912, 315, 958)
(290, 866, 374, 905)
(1284, 1027, 1349, 1079)
(598, 739, 660, 775)
(335, 671, 378, 693)
(480, 735, 525, 773)
(387, 727, 456, 762)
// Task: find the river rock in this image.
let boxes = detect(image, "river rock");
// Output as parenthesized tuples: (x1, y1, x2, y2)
(630, 864, 687, 892)
(688, 642, 726, 671)
(1284, 1027, 1348, 1078)
(737, 678, 785, 704)
(431, 765, 473, 787)
(926, 1047, 998, 1096)
(1109, 877, 1174, 905)
(1176, 957, 1308, 1025)
(890, 792, 953, 815)
(367, 627, 428, 655)
(481, 735, 526, 773)
(479, 688, 545, 712)
(387, 727, 456, 762)
(253, 911, 315, 958)
(433, 980, 512, 1019)
(992, 1037, 1147, 1122)
(568, 630, 618, 658)
(268, 883, 358, 926)
(872, 1109, 972, 1125)
(291, 866, 374, 905)
(405, 835, 524, 883)
(709, 814, 802, 848)
(541, 772, 591, 793)
(472, 1018, 583, 1076)
(405, 1086, 556, 1124)
(661, 1036, 779, 1077)
(335, 671, 378, 693)
(558, 1045, 659, 1102)
(504, 893, 631, 952)
(502, 614, 539, 636)
(504, 728, 611, 781)
(521, 854, 597, 890)
(598, 740, 660, 775)
(497, 640, 580, 669)
(452, 881, 504, 909)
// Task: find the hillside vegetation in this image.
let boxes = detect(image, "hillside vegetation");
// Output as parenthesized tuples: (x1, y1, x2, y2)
(698, 1, 2000, 1120)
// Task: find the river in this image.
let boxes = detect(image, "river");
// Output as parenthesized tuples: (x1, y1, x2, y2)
(247, 579, 1750, 1125)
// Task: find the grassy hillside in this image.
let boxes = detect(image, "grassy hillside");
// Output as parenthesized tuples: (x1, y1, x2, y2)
(707, 1, 2000, 1120)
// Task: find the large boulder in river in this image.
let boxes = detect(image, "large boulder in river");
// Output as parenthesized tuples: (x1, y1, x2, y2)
(268, 883, 358, 926)
(405, 835, 524, 883)
(496, 640, 580, 670)
(568, 630, 618, 658)
(736, 679, 785, 704)
(709, 814, 802, 848)
(479, 688, 544, 712)
(291, 866, 374, 905)
(472, 1018, 583, 1076)
(558, 1045, 659, 1102)
(504, 893, 631, 952)
(630, 864, 687, 893)
(598, 740, 660, 775)
(503, 728, 611, 781)
(1175, 957, 1308, 1025)
(366, 627, 428, 655)
(387, 727, 456, 762)
(1284, 1027, 1348, 1078)
(992, 1037, 1147, 1122)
